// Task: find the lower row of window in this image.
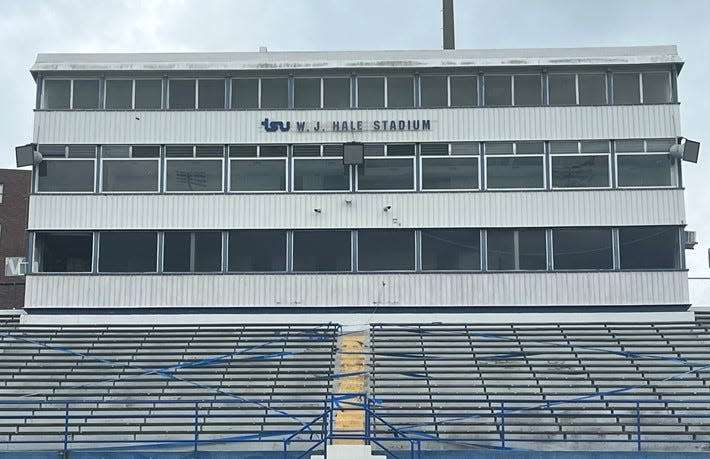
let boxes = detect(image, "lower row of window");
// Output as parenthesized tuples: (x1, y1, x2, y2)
(34, 227, 681, 274)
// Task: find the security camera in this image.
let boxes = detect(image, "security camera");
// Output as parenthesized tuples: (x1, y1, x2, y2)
(383, 205, 392, 212)
(313, 208, 322, 213)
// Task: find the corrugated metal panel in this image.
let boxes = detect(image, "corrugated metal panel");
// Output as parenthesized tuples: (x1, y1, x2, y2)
(25, 271, 689, 308)
(28, 190, 686, 230)
(33, 105, 680, 145)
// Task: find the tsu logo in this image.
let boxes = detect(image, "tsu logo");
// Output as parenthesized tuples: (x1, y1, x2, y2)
(261, 118, 291, 132)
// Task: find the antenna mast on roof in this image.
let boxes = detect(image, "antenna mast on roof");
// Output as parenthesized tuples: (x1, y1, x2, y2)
(442, 0, 455, 50)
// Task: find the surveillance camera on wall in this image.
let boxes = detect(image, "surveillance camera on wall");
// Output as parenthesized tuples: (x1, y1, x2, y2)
(383, 205, 392, 212)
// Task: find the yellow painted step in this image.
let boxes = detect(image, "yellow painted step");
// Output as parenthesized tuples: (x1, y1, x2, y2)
(333, 333, 366, 445)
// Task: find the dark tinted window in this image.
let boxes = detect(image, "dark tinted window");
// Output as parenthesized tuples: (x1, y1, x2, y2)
(553, 228, 613, 270)
(43, 80, 70, 109)
(105, 80, 132, 109)
(358, 158, 414, 190)
(486, 156, 544, 189)
(169, 80, 196, 109)
(642, 72, 671, 104)
(294, 78, 321, 109)
(164, 231, 222, 272)
(102, 160, 159, 192)
(134, 80, 162, 109)
(36, 232, 92, 272)
(99, 232, 157, 272)
(619, 226, 680, 270)
(551, 156, 609, 188)
(420, 75, 447, 108)
(421, 229, 480, 271)
(228, 230, 286, 272)
(37, 160, 95, 192)
(548, 74, 576, 105)
(450, 76, 477, 107)
(72, 80, 100, 109)
(358, 77, 384, 108)
(261, 78, 289, 108)
(484, 75, 511, 106)
(323, 78, 350, 108)
(198, 79, 225, 109)
(613, 73, 640, 104)
(514, 75, 541, 106)
(487, 229, 547, 271)
(387, 76, 413, 108)
(166, 160, 222, 192)
(421, 157, 478, 190)
(232, 79, 259, 109)
(230, 159, 286, 191)
(294, 159, 349, 191)
(578, 74, 606, 105)
(358, 230, 415, 271)
(293, 231, 351, 272)
(617, 154, 674, 187)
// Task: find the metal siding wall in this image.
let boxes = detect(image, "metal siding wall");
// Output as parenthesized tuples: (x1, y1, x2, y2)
(25, 271, 689, 308)
(33, 105, 680, 144)
(28, 190, 686, 230)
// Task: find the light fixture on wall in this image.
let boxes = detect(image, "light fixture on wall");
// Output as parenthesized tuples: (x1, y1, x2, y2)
(670, 138, 700, 163)
(15, 143, 42, 167)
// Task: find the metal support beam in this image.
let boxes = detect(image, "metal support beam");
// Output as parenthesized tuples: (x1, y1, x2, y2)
(442, 0, 455, 50)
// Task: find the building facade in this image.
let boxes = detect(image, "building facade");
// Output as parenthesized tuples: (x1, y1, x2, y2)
(24, 46, 690, 311)
(0, 169, 30, 309)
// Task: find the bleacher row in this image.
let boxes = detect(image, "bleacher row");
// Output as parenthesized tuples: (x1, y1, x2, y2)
(1, 319, 710, 452)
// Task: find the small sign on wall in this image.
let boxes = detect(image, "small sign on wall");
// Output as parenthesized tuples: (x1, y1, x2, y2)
(5, 257, 27, 276)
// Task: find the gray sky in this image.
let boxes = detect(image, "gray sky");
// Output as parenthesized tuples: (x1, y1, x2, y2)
(1, 0, 708, 304)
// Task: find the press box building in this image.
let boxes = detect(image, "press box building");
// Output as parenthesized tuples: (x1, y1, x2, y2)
(24, 45, 691, 312)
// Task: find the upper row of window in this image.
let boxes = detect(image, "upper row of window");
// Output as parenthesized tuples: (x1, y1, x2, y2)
(40, 70, 673, 110)
(35, 139, 679, 193)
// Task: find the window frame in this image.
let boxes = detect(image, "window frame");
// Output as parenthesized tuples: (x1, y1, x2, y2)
(97, 231, 159, 273)
(292, 230, 353, 273)
(615, 139, 678, 189)
(483, 142, 546, 191)
(34, 231, 94, 273)
(293, 77, 323, 109)
(228, 145, 288, 193)
(612, 71, 641, 105)
(355, 144, 416, 192)
(551, 227, 614, 271)
(448, 74, 479, 108)
(640, 71, 672, 104)
(34, 145, 97, 194)
(485, 229, 548, 272)
(196, 78, 226, 110)
(167, 78, 197, 110)
(356, 229, 417, 273)
(259, 76, 290, 109)
(164, 145, 225, 193)
(549, 141, 612, 190)
(420, 228, 482, 272)
(231, 77, 260, 109)
(419, 143, 480, 191)
(227, 229, 288, 273)
(41, 78, 72, 109)
(291, 145, 352, 193)
(99, 145, 161, 193)
(162, 230, 223, 273)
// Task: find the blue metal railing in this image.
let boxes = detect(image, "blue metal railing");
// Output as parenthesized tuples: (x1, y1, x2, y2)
(1, 396, 710, 457)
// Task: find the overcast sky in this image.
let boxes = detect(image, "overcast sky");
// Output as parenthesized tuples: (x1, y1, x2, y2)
(0, 0, 708, 304)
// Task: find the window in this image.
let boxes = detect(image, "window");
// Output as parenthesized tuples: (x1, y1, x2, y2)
(166, 145, 223, 192)
(232, 78, 259, 109)
(35, 232, 92, 272)
(293, 145, 350, 191)
(420, 143, 478, 190)
(294, 78, 321, 109)
(229, 145, 287, 191)
(0, 184, 3, 203)
(357, 144, 415, 191)
(484, 75, 511, 106)
(293, 231, 351, 272)
(616, 138, 677, 187)
(619, 226, 680, 270)
(169, 80, 196, 109)
(99, 231, 157, 272)
(101, 145, 160, 192)
(36, 145, 95, 192)
(105, 80, 132, 109)
(485, 142, 544, 189)
(134, 80, 162, 109)
(72, 80, 100, 109)
(260, 78, 289, 108)
(553, 228, 613, 270)
(578, 74, 607, 105)
(358, 230, 415, 271)
(642, 72, 671, 104)
(548, 74, 576, 105)
(198, 79, 225, 109)
(487, 229, 547, 271)
(164, 231, 222, 272)
(421, 229, 480, 271)
(43, 80, 71, 109)
(613, 73, 640, 104)
(449, 76, 477, 107)
(550, 140, 610, 188)
(387, 76, 413, 108)
(358, 77, 384, 108)
(323, 77, 350, 109)
(228, 230, 286, 272)
(513, 75, 541, 106)
(420, 75, 447, 108)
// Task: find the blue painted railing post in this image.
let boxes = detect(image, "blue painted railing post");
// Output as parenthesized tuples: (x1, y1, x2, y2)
(636, 401, 641, 451)
(365, 394, 371, 446)
(500, 401, 506, 448)
(63, 402, 69, 453)
(194, 401, 199, 452)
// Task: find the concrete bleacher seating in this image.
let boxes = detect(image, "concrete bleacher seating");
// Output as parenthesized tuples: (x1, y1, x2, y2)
(368, 322, 710, 452)
(0, 322, 339, 450)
